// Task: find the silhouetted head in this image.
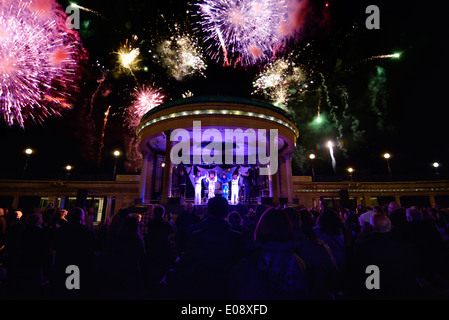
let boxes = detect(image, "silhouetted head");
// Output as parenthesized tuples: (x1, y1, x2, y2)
(67, 207, 85, 224)
(185, 202, 193, 213)
(284, 207, 301, 231)
(227, 211, 241, 226)
(316, 208, 344, 235)
(370, 213, 391, 233)
(207, 196, 229, 218)
(154, 205, 165, 220)
(255, 207, 295, 243)
(406, 207, 423, 222)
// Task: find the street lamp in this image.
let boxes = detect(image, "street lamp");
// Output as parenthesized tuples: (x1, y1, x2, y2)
(112, 150, 121, 180)
(347, 167, 354, 181)
(65, 165, 72, 180)
(22, 148, 34, 178)
(309, 154, 316, 181)
(433, 162, 440, 176)
(383, 153, 392, 181)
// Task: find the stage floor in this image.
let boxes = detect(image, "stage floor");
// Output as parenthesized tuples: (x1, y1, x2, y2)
(130, 200, 258, 215)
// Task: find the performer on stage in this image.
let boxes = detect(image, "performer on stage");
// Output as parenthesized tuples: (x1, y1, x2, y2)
(174, 165, 187, 198)
(189, 166, 206, 204)
(241, 170, 253, 203)
(230, 170, 240, 205)
(206, 171, 218, 199)
(218, 170, 232, 201)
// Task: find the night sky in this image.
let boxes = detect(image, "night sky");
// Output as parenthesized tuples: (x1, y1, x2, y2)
(0, 0, 447, 181)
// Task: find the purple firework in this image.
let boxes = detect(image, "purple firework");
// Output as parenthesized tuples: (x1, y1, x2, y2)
(194, 0, 301, 66)
(0, 0, 84, 127)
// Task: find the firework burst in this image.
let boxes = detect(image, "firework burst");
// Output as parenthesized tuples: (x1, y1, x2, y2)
(115, 35, 141, 74)
(0, 0, 83, 127)
(156, 26, 207, 81)
(252, 54, 304, 108)
(126, 85, 164, 129)
(194, 0, 303, 66)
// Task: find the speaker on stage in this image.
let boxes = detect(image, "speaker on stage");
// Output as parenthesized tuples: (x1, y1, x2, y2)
(167, 197, 181, 205)
(258, 197, 273, 205)
(279, 197, 288, 205)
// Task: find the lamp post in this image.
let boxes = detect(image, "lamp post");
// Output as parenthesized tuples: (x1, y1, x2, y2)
(309, 154, 316, 181)
(383, 153, 392, 181)
(22, 148, 34, 178)
(113, 150, 120, 181)
(347, 167, 354, 181)
(65, 165, 72, 180)
(433, 162, 440, 176)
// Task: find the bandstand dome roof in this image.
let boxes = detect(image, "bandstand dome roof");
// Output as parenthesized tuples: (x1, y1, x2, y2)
(137, 96, 299, 159)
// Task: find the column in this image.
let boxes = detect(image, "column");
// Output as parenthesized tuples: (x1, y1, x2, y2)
(362, 195, 371, 207)
(266, 131, 279, 205)
(429, 194, 436, 207)
(139, 150, 154, 203)
(161, 130, 173, 203)
(284, 154, 293, 204)
(105, 197, 112, 217)
(394, 195, 401, 206)
(12, 194, 20, 210)
(268, 170, 279, 205)
(278, 156, 287, 199)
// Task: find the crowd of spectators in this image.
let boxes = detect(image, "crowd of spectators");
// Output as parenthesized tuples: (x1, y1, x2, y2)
(1, 198, 449, 300)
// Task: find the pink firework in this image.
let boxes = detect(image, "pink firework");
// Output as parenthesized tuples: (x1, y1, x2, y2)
(126, 85, 164, 129)
(0, 0, 84, 127)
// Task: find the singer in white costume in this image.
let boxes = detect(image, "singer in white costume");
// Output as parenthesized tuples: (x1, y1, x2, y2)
(188, 166, 207, 204)
(206, 171, 218, 199)
(230, 172, 240, 205)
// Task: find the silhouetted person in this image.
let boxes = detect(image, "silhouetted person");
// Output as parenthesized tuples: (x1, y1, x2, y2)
(144, 205, 172, 297)
(170, 196, 244, 299)
(227, 211, 248, 240)
(105, 214, 145, 299)
(241, 171, 252, 203)
(313, 208, 347, 272)
(405, 207, 448, 278)
(175, 202, 200, 254)
(288, 207, 339, 299)
(10, 214, 46, 299)
(229, 207, 311, 300)
(349, 213, 421, 299)
(53, 207, 96, 299)
(0, 208, 7, 249)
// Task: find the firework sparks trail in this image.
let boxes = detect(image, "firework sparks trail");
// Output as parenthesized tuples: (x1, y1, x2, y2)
(215, 26, 229, 66)
(362, 53, 400, 62)
(319, 73, 345, 146)
(98, 105, 111, 164)
(194, 0, 301, 66)
(69, 3, 105, 19)
(0, 0, 83, 127)
(89, 70, 108, 117)
(327, 140, 336, 173)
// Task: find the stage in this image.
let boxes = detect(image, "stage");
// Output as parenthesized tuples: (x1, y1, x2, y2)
(130, 196, 288, 216)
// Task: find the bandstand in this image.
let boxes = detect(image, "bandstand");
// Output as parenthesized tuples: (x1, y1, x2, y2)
(136, 96, 299, 206)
